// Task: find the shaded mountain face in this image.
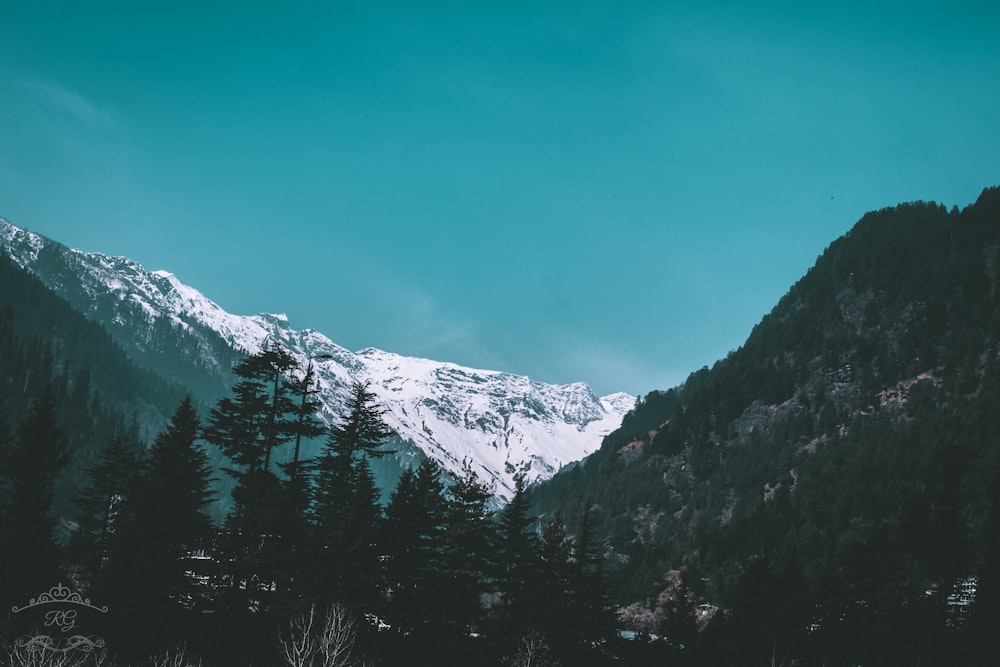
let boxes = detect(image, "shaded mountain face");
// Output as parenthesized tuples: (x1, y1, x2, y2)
(0, 219, 633, 502)
(531, 187, 1000, 607)
(0, 253, 195, 522)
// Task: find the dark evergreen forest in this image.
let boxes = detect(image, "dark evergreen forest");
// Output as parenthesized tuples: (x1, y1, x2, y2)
(0, 254, 188, 521)
(532, 186, 1000, 665)
(3, 187, 1000, 665)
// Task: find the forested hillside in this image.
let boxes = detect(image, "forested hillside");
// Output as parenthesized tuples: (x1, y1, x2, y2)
(531, 186, 1000, 664)
(0, 253, 189, 517)
(20, 241, 243, 403)
(0, 341, 627, 667)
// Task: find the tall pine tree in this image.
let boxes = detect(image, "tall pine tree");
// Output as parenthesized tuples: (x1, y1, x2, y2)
(70, 434, 144, 579)
(307, 380, 392, 611)
(0, 387, 70, 611)
(437, 463, 496, 638)
(383, 459, 448, 636)
(98, 396, 215, 657)
(202, 342, 304, 617)
(203, 340, 300, 475)
(568, 505, 618, 665)
(494, 477, 543, 645)
(280, 356, 327, 515)
(535, 511, 576, 657)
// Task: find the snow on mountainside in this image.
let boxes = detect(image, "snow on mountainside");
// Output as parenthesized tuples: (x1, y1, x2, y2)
(0, 218, 633, 501)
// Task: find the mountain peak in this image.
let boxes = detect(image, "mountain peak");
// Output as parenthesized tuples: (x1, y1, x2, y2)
(1, 219, 633, 502)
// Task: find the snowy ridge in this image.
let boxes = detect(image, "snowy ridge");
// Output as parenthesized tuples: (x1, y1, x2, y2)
(0, 218, 634, 501)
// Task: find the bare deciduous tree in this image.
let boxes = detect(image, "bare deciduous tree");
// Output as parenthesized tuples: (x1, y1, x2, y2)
(147, 644, 203, 667)
(502, 630, 560, 667)
(279, 604, 370, 667)
(4, 643, 111, 667)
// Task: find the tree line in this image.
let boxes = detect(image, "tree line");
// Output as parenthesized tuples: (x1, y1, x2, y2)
(0, 341, 619, 667)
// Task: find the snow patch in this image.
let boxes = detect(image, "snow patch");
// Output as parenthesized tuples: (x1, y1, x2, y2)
(0, 218, 634, 503)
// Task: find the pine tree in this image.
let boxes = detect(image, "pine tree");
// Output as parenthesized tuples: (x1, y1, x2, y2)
(246, 340, 299, 472)
(494, 477, 543, 643)
(436, 464, 496, 638)
(572, 505, 617, 649)
(142, 396, 216, 550)
(535, 512, 575, 655)
(281, 356, 327, 513)
(326, 380, 395, 458)
(345, 455, 383, 605)
(383, 459, 447, 635)
(70, 434, 144, 577)
(202, 342, 304, 616)
(307, 380, 392, 611)
(309, 379, 391, 539)
(310, 435, 356, 546)
(202, 340, 300, 474)
(0, 387, 70, 611)
(203, 379, 269, 471)
(98, 396, 215, 656)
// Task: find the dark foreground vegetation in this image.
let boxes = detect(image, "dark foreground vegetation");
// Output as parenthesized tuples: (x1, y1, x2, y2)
(0, 342, 624, 666)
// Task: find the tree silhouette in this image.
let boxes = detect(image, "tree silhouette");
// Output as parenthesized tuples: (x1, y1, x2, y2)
(308, 380, 392, 611)
(0, 386, 69, 611)
(98, 396, 215, 657)
(437, 464, 496, 638)
(383, 459, 447, 636)
(70, 434, 144, 577)
(202, 340, 299, 474)
(494, 477, 542, 645)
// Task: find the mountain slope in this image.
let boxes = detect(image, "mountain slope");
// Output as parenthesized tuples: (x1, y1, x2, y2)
(0, 252, 193, 518)
(531, 187, 1000, 615)
(0, 219, 632, 501)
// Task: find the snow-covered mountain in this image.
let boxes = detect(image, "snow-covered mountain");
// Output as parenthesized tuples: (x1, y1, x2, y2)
(0, 218, 633, 501)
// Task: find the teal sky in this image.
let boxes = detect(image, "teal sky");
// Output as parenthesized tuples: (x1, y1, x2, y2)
(2, 1, 998, 396)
